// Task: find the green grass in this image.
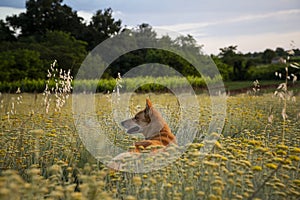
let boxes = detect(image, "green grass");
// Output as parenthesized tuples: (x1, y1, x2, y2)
(2, 78, 300, 96)
(225, 80, 276, 90)
(0, 92, 300, 199)
(225, 80, 300, 94)
(0, 76, 215, 93)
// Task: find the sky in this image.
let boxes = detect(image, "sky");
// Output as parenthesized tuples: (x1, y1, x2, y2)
(0, 0, 299, 55)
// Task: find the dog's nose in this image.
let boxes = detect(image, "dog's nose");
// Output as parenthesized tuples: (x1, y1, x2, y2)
(120, 121, 125, 127)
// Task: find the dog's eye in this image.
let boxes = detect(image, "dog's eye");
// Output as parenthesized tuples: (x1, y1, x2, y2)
(134, 116, 139, 120)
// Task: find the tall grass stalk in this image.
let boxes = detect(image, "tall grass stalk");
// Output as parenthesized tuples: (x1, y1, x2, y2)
(43, 60, 73, 113)
(274, 45, 299, 145)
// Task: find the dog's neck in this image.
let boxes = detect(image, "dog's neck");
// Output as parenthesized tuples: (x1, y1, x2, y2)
(145, 124, 176, 145)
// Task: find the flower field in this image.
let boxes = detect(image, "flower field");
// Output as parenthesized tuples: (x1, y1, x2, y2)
(0, 92, 300, 200)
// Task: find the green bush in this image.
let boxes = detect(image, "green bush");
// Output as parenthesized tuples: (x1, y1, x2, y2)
(0, 49, 44, 82)
(0, 76, 221, 93)
(246, 64, 285, 80)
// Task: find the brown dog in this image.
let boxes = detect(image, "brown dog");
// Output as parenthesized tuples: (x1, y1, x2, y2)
(121, 98, 176, 151)
(107, 99, 176, 171)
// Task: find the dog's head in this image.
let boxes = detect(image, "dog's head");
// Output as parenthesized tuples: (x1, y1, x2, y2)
(121, 98, 165, 138)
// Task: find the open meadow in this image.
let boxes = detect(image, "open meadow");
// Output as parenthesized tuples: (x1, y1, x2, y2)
(0, 91, 300, 200)
(1, 0, 300, 199)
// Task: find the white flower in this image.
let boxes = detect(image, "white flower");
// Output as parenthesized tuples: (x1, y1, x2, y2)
(268, 114, 273, 124)
(290, 63, 300, 69)
(281, 108, 288, 120)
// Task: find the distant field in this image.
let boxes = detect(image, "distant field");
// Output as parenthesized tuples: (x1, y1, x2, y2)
(225, 81, 300, 94)
(1, 77, 300, 95)
(225, 80, 281, 91)
(0, 92, 299, 199)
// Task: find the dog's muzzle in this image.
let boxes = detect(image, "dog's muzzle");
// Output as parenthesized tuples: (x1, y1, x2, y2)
(126, 126, 141, 134)
(121, 120, 142, 134)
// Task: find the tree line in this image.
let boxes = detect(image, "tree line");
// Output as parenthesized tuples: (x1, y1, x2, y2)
(0, 0, 299, 83)
(213, 45, 300, 81)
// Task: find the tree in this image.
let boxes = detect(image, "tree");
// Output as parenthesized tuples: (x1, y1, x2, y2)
(41, 30, 87, 75)
(275, 47, 286, 57)
(83, 8, 122, 50)
(262, 49, 276, 64)
(0, 51, 15, 81)
(131, 23, 157, 47)
(219, 45, 238, 64)
(211, 55, 232, 81)
(219, 46, 245, 80)
(0, 30, 87, 81)
(6, 1, 123, 51)
(0, 20, 16, 41)
(6, 0, 84, 39)
(0, 49, 43, 81)
(108, 26, 203, 78)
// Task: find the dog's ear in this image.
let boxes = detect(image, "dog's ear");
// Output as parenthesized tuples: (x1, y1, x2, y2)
(145, 98, 152, 117)
(146, 98, 152, 108)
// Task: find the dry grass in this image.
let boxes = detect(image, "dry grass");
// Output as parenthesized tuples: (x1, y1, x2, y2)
(0, 92, 299, 199)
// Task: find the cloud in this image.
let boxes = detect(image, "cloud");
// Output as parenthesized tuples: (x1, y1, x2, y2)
(77, 10, 93, 24)
(0, 6, 122, 25)
(0, 0, 25, 8)
(153, 9, 300, 54)
(112, 10, 124, 20)
(200, 31, 300, 54)
(156, 9, 300, 34)
(1, 1, 299, 55)
(0, 7, 25, 21)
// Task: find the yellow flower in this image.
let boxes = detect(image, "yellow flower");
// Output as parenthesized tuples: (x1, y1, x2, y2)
(276, 150, 287, 155)
(248, 140, 261, 146)
(196, 143, 204, 148)
(291, 147, 300, 153)
(46, 133, 57, 137)
(293, 179, 300, 186)
(208, 194, 220, 200)
(29, 129, 44, 136)
(290, 189, 300, 196)
(125, 195, 136, 200)
(197, 191, 205, 197)
(70, 193, 85, 200)
(265, 163, 277, 169)
(254, 147, 269, 153)
(214, 141, 223, 149)
(274, 182, 285, 188)
(252, 166, 262, 171)
(276, 144, 288, 150)
(282, 165, 292, 170)
(184, 186, 194, 192)
(228, 179, 235, 185)
(142, 175, 148, 179)
(212, 180, 224, 186)
(49, 164, 61, 174)
(273, 191, 286, 197)
(132, 176, 142, 187)
(27, 168, 40, 175)
(289, 155, 300, 161)
(282, 159, 291, 165)
(212, 187, 222, 195)
(234, 194, 244, 199)
(203, 161, 219, 168)
(188, 150, 201, 157)
(221, 156, 228, 161)
(243, 192, 249, 198)
(149, 178, 157, 185)
(188, 161, 198, 167)
(50, 191, 64, 199)
(273, 157, 284, 162)
(240, 160, 251, 167)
